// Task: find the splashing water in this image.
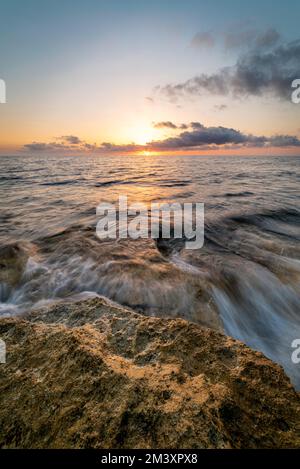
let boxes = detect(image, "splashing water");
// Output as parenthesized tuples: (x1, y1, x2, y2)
(0, 153, 299, 388)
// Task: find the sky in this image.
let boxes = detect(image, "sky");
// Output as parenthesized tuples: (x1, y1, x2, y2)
(0, 0, 300, 155)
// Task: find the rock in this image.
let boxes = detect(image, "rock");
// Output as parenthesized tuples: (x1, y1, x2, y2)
(0, 297, 299, 448)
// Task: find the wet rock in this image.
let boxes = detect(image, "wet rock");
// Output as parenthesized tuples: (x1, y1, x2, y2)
(0, 243, 29, 286)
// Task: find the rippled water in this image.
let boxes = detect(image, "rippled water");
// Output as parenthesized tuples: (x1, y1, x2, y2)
(0, 153, 299, 387)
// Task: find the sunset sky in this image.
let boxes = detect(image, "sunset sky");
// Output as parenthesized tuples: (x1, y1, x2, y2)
(1, 0, 300, 155)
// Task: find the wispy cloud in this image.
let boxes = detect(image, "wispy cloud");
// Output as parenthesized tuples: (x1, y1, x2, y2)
(223, 27, 280, 50)
(24, 142, 72, 152)
(255, 28, 280, 48)
(100, 142, 144, 152)
(152, 121, 188, 130)
(59, 135, 82, 145)
(145, 96, 154, 103)
(191, 31, 215, 49)
(214, 104, 228, 111)
(24, 136, 92, 153)
(148, 123, 262, 150)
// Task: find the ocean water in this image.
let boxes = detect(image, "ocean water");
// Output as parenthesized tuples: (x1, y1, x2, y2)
(0, 153, 300, 388)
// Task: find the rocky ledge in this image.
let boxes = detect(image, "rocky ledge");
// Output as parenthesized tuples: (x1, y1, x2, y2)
(0, 297, 299, 448)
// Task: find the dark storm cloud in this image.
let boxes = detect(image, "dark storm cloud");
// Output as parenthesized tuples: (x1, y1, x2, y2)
(158, 38, 300, 101)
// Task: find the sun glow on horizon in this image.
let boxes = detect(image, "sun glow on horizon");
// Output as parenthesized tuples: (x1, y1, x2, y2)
(138, 150, 156, 156)
(124, 123, 161, 146)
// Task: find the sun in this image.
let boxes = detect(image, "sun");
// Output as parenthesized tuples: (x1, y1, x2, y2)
(124, 124, 160, 146)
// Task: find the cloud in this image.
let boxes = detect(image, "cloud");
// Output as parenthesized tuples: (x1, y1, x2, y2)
(148, 123, 251, 150)
(60, 135, 82, 145)
(24, 142, 52, 151)
(24, 135, 91, 153)
(268, 134, 300, 147)
(146, 122, 300, 151)
(224, 28, 258, 49)
(214, 104, 228, 111)
(190, 122, 204, 129)
(24, 135, 85, 152)
(191, 32, 215, 49)
(223, 27, 280, 50)
(153, 121, 178, 129)
(255, 28, 280, 48)
(152, 121, 188, 130)
(24, 142, 72, 152)
(157, 37, 300, 101)
(83, 143, 97, 150)
(99, 142, 144, 153)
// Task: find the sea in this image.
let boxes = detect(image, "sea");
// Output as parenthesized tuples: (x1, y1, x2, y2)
(0, 153, 299, 388)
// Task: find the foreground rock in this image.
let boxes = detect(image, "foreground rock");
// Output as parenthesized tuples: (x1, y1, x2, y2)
(0, 297, 299, 448)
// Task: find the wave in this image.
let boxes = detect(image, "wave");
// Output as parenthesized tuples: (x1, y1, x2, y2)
(0, 199, 299, 389)
(224, 191, 254, 197)
(40, 179, 85, 186)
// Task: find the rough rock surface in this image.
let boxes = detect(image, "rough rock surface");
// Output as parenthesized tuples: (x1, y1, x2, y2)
(0, 297, 299, 448)
(0, 243, 29, 286)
